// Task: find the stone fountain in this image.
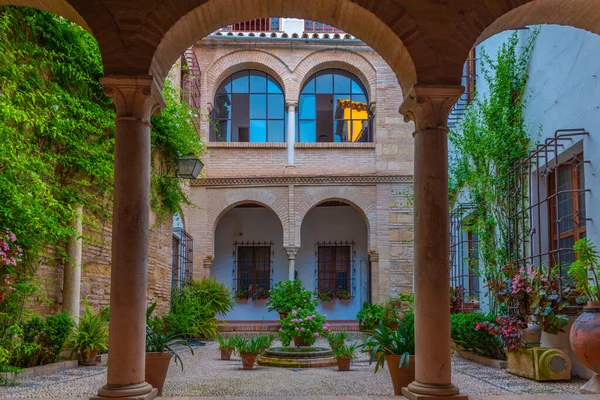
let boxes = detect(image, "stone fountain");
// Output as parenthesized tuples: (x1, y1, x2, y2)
(257, 346, 337, 368)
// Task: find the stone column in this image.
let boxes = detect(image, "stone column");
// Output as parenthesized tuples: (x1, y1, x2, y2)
(63, 204, 83, 319)
(286, 101, 297, 166)
(95, 75, 163, 400)
(399, 84, 465, 400)
(368, 250, 379, 303)
(284, 246, 299, 281)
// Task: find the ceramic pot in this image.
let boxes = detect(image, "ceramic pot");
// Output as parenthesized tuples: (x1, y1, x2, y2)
(570, 301, 600, 393)
(337, 356, 352, 371)
(522, 319, 542, 348)
(240, 353, 257, 370)
(79, 348, 99, 366)
(293, 335, 309, 347)
(384, 354, 415, 395)
(220, 348, 233, 360)
(145, 352, 172, 396)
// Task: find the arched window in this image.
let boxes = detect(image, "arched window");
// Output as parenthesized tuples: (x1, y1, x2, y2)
(298, 69, 372, 143)
(211, 70, 285, 142)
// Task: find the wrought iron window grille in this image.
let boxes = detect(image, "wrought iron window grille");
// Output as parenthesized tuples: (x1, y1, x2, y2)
(172, 227, 193, 298)
(232, 241, 274, 299)
(449, 204, 480, 300)
(314, 241, 356, 300)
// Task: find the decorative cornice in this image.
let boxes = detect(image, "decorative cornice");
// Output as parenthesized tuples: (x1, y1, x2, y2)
(100, 75, 165, 125)
(399, 84, 464, 134)
(190, 175, 413, 187)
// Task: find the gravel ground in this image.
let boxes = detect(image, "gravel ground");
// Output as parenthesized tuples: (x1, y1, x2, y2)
(0, 340, 587, 398)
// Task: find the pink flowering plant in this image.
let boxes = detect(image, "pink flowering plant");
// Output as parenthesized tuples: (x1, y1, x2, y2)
(279, 308, 328, 346)
(475, 315, 526, 351)
(0, 230, 22, 303)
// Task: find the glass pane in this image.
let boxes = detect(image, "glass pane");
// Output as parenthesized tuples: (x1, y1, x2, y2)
(268, 120, 284, 142)
(558, 236, 575, 278)
(316, 72, 333, 94)
(352, 94, 368, 120)
(351, 120, 369, 142)
(250, 71, 267, 93)
(334, 72, 351, 93)
(557, 166, 573, 233)
(299, 120, 316, 142)
(250, 120, 267, 142)
(213, 120, 230, 142)
(578, 164, 586, 228)
(213, 94, 231, 119)
(267, 75, 282, 94)
(268, 94, 284, 119)
(299, 95, 316, 119)
(231, 71, 249, 93)
(301, 77, 315, 94)
(249, 94, 266, 119)
(334, 94, 350, 120)
(352, 79, 366, 95)
(334, 120, 349, 142)
(216, 78, 231, 94)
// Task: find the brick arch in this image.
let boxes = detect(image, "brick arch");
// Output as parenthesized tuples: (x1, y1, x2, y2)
(205, 50, 295, 103)
(1, 1, 91, 32)
(295, 187, 376, 249)
(207, 188, 289, 256)
(290, 49, 379, 102)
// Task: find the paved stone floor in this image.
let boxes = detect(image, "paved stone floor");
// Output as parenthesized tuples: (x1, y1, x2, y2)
(0, 340, 591, 398)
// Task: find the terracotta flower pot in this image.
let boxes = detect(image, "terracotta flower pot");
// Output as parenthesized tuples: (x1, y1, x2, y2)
(337, 356, 352, 371)
(145, 352, 172, 396)
(220, 348, 233, 360)
(279, 312, 288, 320)
(240, 352, 257, 370)
(570, 301, 600, 393)
(79, 348, 99, 366)
(293, 335, 309, 347)
(384, 354, 415, 395)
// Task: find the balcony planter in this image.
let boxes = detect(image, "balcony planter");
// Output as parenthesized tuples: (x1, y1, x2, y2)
(145, 352, 171, 396)
(570, 301, 600, 393)
(385, 355, 415, 395)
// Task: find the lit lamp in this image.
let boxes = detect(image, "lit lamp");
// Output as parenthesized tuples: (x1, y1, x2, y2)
(177, 154, 204, 179)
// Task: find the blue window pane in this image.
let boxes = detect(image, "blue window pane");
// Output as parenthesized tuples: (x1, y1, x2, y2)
(250, 94, 266, 119)
(214, 94, 231, 119)
(333, 94, 349, 120)
(299, 120, 316, 142)
(267, 76, 282, 94)
(268, 94, 284, 119)
(214, 120, 230, 142)
(334, 73, 351, 93)
(268, 120, 285, 142)
(250, 120, 267, 142)
(216, 78, 231, 94)
(301, 78, 315, 94)
(250, 71, 267, 93)
(232, 71, 249, 93)
(316, 73, 333, 94)
(334, 120, 349, 142)
(352, 79, 365, 95)
(299, 95, 315, 119)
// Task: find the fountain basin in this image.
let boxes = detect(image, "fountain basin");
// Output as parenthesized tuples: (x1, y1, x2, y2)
(258, 347, 337, 368)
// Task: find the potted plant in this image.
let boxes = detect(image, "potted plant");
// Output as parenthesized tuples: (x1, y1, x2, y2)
(235, 287, 251, 302)
(327, 332, 348, 353)
(568, 239, 600, 393)
(334, 287, 352, 300)
(266, 280, 318, 320)
(234, 335, 268, 370)
(145, 303, 194, 396)
(357, 302, 384, 331)
(332, 341, 358, 371)
(317, 289, 335, 302)
(217, 335, 237, 360)
(362, 312, 415, 395)
(253, 288, 270, 301)
(70, 301, 109, 366)
(279, 308, 327, 347)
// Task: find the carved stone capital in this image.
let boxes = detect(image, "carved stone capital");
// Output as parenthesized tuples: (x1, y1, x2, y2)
(368, 250, 379, 263)
(284, 246, 299, 259)
(203, 255, 214, 269)
(285, 101, 298, 110)
(399, 84, 464, 134)
(100, 75, 165, 125)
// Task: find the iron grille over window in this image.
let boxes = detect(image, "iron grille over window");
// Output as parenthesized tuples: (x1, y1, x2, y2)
(315, 241, 356, 299)
(233, 242, 274, 297)
(507, 129, 590, 292)
(448, 48, 476, 128)
(172, 228, 193, 296)
(304, 20, 343, 33)
(182, 47, 201, 112)
(449, 204, 480, 299)
(221, 18, 280, 32)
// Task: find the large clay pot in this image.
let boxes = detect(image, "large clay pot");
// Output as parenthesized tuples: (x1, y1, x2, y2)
(384, 354, 415, 395)
(79, 348, 99, 366)
(220, 348, 233, 360)
(293, 335, 309, 347)
(570, 301, 600, 393)
(145, 352, 172, 396)
(240, 353, 257, 370)
(337, 356, 352, 371)
(522, 319, 542, 348)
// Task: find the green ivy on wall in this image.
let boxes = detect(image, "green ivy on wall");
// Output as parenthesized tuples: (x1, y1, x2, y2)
(449, 30, 539, 302)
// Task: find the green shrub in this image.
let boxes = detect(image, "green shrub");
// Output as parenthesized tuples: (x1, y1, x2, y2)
(266, 280, 318, 314)
(450, 312, 505, 360)
(70, 301, 109, 360)
(357, 303, 384, 330)
(327, 332, 348, 352)
(189, 279, 235, 316)
(43, 311, 74, 362)
(234, 335, 270, 355)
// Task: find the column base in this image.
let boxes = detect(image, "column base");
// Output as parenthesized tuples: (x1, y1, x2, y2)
(93, 382, 157, 400)
(402, 381, 467, 400)
(581, 374, 600, 394)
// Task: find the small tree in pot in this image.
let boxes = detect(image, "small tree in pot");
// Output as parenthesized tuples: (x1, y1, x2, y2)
(267, 280, 318, 319)
(145, 303, 193, 396)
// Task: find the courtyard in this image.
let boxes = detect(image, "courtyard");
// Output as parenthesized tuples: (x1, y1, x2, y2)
(0, 341, 588, 399)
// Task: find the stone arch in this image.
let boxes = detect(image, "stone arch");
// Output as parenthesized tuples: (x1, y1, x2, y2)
(291, 49, 379, 102)
(295, 187, 376, 249)
(150, 0, 417, 97)
(207, 188, 289, 256)
(205, 50, 295, 103)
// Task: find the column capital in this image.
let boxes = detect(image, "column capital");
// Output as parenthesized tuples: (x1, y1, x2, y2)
(284, 246, 300, 258)
(399, 84, 464, 133)
(285, 101, 298, 110)
(368, 250, 379, 263)
(100, 75, 166, 125)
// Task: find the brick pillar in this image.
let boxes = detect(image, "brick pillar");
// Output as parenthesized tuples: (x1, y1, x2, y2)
(399, 84, 466, 400)
(94, 75, 163, 400)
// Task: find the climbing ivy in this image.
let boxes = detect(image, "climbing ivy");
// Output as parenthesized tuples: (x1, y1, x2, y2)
(449, 30, 539, 302)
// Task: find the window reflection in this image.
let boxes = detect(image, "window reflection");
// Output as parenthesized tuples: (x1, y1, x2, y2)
(211, 70, 285, 142)
(298, 69, 372, 142)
